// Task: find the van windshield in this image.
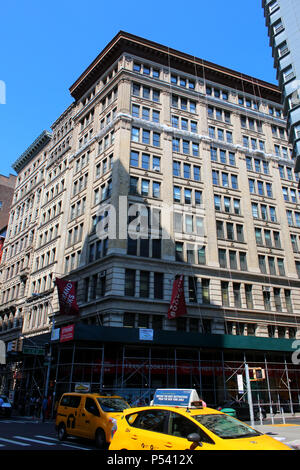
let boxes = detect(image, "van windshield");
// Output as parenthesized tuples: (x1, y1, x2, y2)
(97, 397, 130, 412)
(193, 414, 261, 440)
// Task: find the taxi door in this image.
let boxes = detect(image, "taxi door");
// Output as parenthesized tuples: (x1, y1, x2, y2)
(163, 411, 216, 451)
(125, 409, 170, 450)
(77, 396, 101, 439)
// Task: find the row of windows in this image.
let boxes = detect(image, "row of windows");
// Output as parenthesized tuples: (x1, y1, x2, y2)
(278, 164, 295, 181)
(125, 269, 164, 299)
(74, 151, 90, 174)
(72, 172, 89, 196)
(209, 126, 233, 143)
(131, 127, 160, 147)
(242, 135, 265, 151)
(95, 154, 114, 179)
(282, 186, 300, 204)
(175, 242, 206, 265)
(211, 147, 236, 166)
(132, 83, 160, 102)
(41, 201, 62, 225)
(219, 248, 248, 271)
(258, 255, 285, 277)
(212, 170, 238, 189)
(240, 115, 263, 133)
(64, 249, 82, 273)
(173, 161, 201, 181)
(88, 239, 109, 263)
(249, 179, 273, 198)
(132, 104, 160, 123)
(171, 94, 196, 113)
(254, 227, 281, 248)
(286, 210, 300, 228)
(127, 237, 162, 259)
(214, 195, 241, 214)
(93, 180, 112, 204)
(130, 150, 161, 172)
(34, 248, 56, 272)
(172, 138, 199, 156)
(216, 220, 244, 242)
(174, 213, 204, 235)
(83, 272, 106, 302)
(171, 115, 198, 133)
(129, 176, 161, 199)
(38, 224, 59, 248)
(67, 223, 84, 248)
(246, 157, 269, 175)
(100, 107, 117, 129)
(98, 130, 115, 153)
(252, 202, 277, 222)
(173, 186, 202, 205)
(44, 179, 65, 204)
(208, 106, 231, 123)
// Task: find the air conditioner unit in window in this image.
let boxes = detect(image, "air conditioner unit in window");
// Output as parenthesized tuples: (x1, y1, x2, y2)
(153, 167, 160, 172)
(263, 287, 271, 292)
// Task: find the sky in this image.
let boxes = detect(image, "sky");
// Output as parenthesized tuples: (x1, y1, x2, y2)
(0, 0, 276, 177)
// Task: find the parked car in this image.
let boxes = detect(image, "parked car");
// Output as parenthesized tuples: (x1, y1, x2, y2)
(0, 395, 12, 417)
(217, 400, 267, 421)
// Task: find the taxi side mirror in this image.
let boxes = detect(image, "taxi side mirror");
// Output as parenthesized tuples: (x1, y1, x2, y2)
(187, 433, 203, 449)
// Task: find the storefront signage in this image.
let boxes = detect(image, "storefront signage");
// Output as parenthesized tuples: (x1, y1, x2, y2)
(23, 346, 45, 355)
(51, 328, 60, 341)
(74, 383, 90, 393)
(60, 324, 75, 343)
(139, 328, 153, 341)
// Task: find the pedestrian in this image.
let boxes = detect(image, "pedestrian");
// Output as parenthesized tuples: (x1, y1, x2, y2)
(42, 397, 48, 422)
(35, 396, 41, 418)
(30, 397, 36, 417)
(46, 395, 52, 419)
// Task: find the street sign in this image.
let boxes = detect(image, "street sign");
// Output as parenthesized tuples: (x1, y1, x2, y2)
(23, 346, 45, 355)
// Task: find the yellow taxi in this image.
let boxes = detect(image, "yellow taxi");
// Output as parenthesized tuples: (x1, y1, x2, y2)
(55, 392, 130, 448)
(109, 405, 291, 450)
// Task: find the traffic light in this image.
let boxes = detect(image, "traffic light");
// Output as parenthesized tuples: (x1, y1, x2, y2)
(249, 367, 265, 381)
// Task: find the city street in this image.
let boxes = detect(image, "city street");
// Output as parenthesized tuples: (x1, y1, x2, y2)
(0, 417, 97, 451)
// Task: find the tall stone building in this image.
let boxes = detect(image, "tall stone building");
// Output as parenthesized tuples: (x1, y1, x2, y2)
(1, 32, 300, 408)
(262, 0, 300, 171)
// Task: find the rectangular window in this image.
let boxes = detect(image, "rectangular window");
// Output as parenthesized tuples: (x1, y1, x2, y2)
(125, 269, 135, 296)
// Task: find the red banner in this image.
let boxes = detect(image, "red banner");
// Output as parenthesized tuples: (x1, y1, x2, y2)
(60, 324, 75, 343)
(167, 275, 187, 319)
(0, 237, 4, 264)
(55, 278, 79, 316)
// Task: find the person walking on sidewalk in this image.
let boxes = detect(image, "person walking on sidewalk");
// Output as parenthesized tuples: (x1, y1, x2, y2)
(42, 397, 48, 422)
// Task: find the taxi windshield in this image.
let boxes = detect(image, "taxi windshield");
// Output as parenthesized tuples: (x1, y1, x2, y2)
(96, 397, 129, 412)
(193, 414, 261, 440)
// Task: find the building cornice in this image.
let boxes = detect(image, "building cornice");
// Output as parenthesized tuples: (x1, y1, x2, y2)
(12, 130, 52, 174)
(69, 31, 282, 103)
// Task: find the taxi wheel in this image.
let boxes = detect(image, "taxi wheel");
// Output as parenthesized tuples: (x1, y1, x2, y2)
(58, 423, 67, 441)
(95, 429, 106, 449)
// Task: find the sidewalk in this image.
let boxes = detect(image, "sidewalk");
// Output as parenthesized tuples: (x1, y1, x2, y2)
(254, 423, 300, 449)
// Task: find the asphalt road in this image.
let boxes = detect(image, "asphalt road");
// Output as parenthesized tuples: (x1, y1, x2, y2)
(0, 418, 98, 451)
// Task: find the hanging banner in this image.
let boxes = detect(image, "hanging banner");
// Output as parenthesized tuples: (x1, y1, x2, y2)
(0, 237, 4, 264)
(55, 278, 79, 316)
(167, 275, 187, 319)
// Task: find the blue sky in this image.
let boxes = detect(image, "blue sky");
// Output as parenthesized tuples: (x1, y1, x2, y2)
(0, 0, 276, 177)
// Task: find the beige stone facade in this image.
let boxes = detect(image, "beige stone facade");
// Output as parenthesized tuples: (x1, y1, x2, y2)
(1, 31, 300, 348)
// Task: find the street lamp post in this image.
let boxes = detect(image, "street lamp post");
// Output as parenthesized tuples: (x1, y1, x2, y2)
(44, 302, 55, 410)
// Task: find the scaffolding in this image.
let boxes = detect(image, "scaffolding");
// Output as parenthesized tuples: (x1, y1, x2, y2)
(9, 341, 300, 415)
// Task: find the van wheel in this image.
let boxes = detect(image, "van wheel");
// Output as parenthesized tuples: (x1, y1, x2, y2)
(58, 423, 67, 441)
(95, 429, 106, 449)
